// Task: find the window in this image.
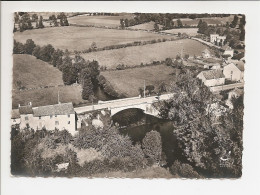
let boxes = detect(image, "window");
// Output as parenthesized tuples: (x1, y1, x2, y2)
(55, 121, 59, 125)
(25, 116, 28, 120)
(231, 71, 233, 74)
(50, 115, 53, 119)
(13, 119, 16, 122)
(68, 114, 70, 118)
(39, 116, 41, 119)
(55, 114, 57, 117)
(68, 121, 70, 124)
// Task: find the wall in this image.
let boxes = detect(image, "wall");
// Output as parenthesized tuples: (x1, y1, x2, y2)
(223, 64, 242, 81)
(20, 113, 77, 135)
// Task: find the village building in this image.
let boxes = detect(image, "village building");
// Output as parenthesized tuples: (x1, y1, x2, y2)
(223, 62, 244, 82)
(210, 34, 226, 46)
(197, 69, 225, 87)
(202, 48, 211, 58)
(16, 102, 77, 135)
(204, 63, 221, 70)
(210, 34, 219, 43)
(223, 46, 234, 57)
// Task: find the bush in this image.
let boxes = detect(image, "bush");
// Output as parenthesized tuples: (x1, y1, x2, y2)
(170, 160, 201, 178)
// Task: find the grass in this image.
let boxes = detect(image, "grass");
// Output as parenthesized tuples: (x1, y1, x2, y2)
(100, 65, 176, 97)
(13, 54, 63, 90)
(12, 85, 89, 109)
(68, 13, 134, 27)
(14, 26, 171, 51)
(162, 28, 199, 36)
(128, 21, 161, 31)
(81, 39, 214, 69)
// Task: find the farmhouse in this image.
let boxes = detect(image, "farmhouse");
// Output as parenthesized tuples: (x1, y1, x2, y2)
(17, 102, 77, 135)
(202, 48, 211, 58)
(223, 63, 244, 82)
(197, 69, 225, 87)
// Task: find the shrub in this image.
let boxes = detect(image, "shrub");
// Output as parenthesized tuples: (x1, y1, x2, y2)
(170, 160, 201, 178)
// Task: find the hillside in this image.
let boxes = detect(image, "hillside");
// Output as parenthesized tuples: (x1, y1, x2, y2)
(13, 54, 63, 90)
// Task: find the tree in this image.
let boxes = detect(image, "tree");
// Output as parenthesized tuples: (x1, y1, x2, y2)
(39, 44, 55, 62)
(230, 15, 238, 28)
(62, 64, 77, 85)
(177, 19, 183, 28)
(31, 14, 38, 22)
(82, 76, 94, 100)
(170, 160, 201, 178)
(32, 46, 41, 58)
(24, 39, 36, 55)
(142, 130, 162, 164)
(146, 85, 155, 95)
(91, 42, 97, 51)
(124, 18, 129, 27)
(39, 16, 44, 28)
(51, 49, 63, 68)
(165, 58, 173, 66)
(154, 23, 159, 32)
(197, 19, 203, 28)
(13, 40, 25, 54)
(198, 21, 208, 34)
(158, 82, 167, 94)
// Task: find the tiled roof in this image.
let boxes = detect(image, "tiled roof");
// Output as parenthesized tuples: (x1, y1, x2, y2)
(33, 102, 74, 117)
(11, 109, 20, 119)
(201, 69, 225, 80)
(19, 105, 33, 114)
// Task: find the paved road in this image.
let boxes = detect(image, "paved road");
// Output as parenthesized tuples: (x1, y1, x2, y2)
(74, 93, 173, 114)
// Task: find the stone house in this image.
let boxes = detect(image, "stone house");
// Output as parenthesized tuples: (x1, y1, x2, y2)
(223, 63, 244, 82)
(197, 69, 225, 87)
(17, 102, 77, 135)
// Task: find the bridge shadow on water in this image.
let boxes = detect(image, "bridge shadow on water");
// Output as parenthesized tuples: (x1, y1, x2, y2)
(113, 108, 188, 167)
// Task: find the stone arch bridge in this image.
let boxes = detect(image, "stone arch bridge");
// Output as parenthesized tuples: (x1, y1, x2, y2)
(74, 94, 173, 117)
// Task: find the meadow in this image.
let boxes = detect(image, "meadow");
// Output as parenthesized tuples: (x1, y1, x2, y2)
(100, 65, 176, 97)
(128, 21, 163, 31)
(162, 28, 199, 36)
(68, 14, 134, 27)
(13, 54, 63, 90)
(12, 85, 89, 109)
(81, 39, 214, 69)
(14, 26, 171, 51)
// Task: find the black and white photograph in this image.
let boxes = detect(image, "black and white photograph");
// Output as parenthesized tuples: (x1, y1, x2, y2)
(10, 11, 245, 178)
(1, 1, 260, 195)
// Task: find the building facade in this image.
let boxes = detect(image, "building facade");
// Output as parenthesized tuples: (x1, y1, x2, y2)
(197, 69, 225, 87)
(17, 102, 77, 135)
(223, 63, 244, 82)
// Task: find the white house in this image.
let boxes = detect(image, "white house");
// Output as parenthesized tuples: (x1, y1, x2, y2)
(197, 69, 225, 87)
(210, 34, 226, 46)
(202, 48, 211, 58)
(223, 46, 234, 57)
(210, 34, 219, 43)
(18, 102, 77, 135)
(223, 63, 244, 82)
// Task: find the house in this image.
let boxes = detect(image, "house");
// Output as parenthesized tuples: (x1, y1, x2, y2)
(226, 88, 243, 109)
(197, 69, 225, 87)
(204, 63, 221, 70)
(210, 34, 226, 46)
(223, 46, 234, 57)
(210, 34, 219, 43)
(223, 63, 244, 82)
(11, 109, 20, 125)
(18, 102, 77, 135)
(202, 48, 211, 58)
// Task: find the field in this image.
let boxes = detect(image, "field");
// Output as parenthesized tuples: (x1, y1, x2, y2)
(12, 54, 89, 109)
(162, 28, 199, 36)
(14, 26, 171, 51)
(12, 85, 89, 109)
(101, 65, 176, 97)
(128, 21, 163, 31)
(68, 14, 134, 27)
(173, 16, 234, 26)
(81, 39, 214, 69)
(13, 54, 63, 90)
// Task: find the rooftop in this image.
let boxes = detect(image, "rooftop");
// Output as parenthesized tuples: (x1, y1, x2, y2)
(11, 109, 20, 119)
(33, 102, 74, 117)
(19, 105, 33, 115)
(200, 69, 225, 80)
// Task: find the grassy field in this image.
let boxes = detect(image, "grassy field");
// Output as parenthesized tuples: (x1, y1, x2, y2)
(162, 28, 199, 36)
(13, 54, 63, 90)
(173, 16, 234, 26)
(14, 26, 171, 51)
(101, 65, 176, 97)
(81, 39, 214, 69)
(68, 14, 134, 27)
(128, 21, 163, 31)
(12, 85, 89, 109)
